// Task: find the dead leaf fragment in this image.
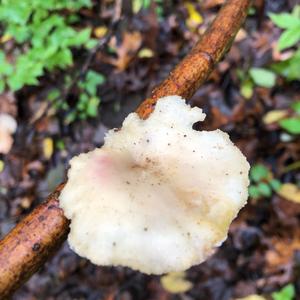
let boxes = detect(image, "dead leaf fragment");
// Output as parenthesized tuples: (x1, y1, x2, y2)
(278, 183, 300, 203)
(94, 26, 108, 38)
(235, 28, 247, 42)
(138, 48, 154, 58)
(0, 113, 17, 154)
(160, 272, 193, 294)
(0, 113, 17, 133)
(0, 33, 12, 43)
(43, 137, 54, 159)
(109, 31, 142, 71)
(0, 92, 17, 116)
(202, 0, 225, 9)
(266, 232, 300, 269)
(236, 296, 266, 300)
(0, 130, 13, 154)
(263, 110, 288, 125)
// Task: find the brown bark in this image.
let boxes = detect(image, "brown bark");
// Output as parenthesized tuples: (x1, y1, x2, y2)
(0, 0, 251, 297)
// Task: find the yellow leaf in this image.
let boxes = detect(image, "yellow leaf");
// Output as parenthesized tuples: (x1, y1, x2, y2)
(138, 48, 154, 58)
(94, 26, 108, 38)
(43, 138, 54, 159)
(278, 183, 300, 203)
(236, 296, 266, 300)
(0, 160, 4, 173)
(160, 271, 193, 294)
(185, 3, 203, 29)
(132, 0, 143, 13)
(263, 110, 288, 125)
(0, 34, 12, 43)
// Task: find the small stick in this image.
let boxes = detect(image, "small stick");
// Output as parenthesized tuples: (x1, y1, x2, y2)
(0, 0, 251, 297)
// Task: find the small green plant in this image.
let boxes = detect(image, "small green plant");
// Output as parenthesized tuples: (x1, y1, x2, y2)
(269, 6, 300, 51)
(238, 67, 276, 99)
(249, 164, 281, 199)
(236, 68, 254, 99)
(48, 70, 105, 124)
(269, 5, 300, 81)
(271, 284, 295, 300)
(279, 101, 300, 134)
(242, 5, 300, 97)
(0, 0, 97, 93)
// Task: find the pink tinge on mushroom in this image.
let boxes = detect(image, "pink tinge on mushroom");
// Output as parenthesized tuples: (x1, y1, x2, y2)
(88, 152, 115, 184)
(59, 95, 250, 275)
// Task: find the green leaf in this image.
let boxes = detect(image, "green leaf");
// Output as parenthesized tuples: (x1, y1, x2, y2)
(85, 38, 98, 49)
(250, 164, 269, 182)
(0, 80, 5, 93)
(240, 79, 254, 99)
(8, 56, 44, 90)
(84, 71, 105, 95)
(257, 182, 272, 197)
(68, 28, 91, 47)
(78, 93, 89, 109)
(291, 101, 300, 114)
(133, 0, 151, 13)
(249, 68, 276, 88)
(272, 284, 295, 300)
(0, 52, 13, 76)
(56, 139, 65, 151)
(6, 24, 30, 42)
(67, 14, 80, 24)
(65, 111, 77, 124)
(292, 5, 300, 18)
(278, 26, 300, 51)
(38, 44, 59, 60)
(271, 49, 300, 81)
(249, 185, 261, 199)
(87, 97, 100, 117)
(270, 179, 282, 192)
(155, 1, 164, 19)
(269, 12, 300, 29)
(47, 89, 60, 101)
(248, 7, 256, 16)
(0, 2, 32, 25)
(279, 117, 300, 134)
(46, 48, 73, 70)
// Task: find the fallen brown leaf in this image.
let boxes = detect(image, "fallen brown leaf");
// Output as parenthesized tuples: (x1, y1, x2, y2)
(109, 31, 142, 71)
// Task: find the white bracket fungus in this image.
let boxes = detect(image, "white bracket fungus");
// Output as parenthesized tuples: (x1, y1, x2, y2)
(59, 96, 250, 275)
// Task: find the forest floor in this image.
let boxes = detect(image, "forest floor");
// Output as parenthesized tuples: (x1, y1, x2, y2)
(0, 0, 299, 299)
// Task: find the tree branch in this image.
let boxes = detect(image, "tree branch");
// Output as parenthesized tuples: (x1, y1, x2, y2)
(0, 0, 251, 297)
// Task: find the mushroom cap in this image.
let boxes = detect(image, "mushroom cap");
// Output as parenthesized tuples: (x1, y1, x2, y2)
(59, 96, 250, 274)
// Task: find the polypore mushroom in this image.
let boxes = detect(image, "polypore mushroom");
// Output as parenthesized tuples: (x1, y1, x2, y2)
(59, 96, 250, 274)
